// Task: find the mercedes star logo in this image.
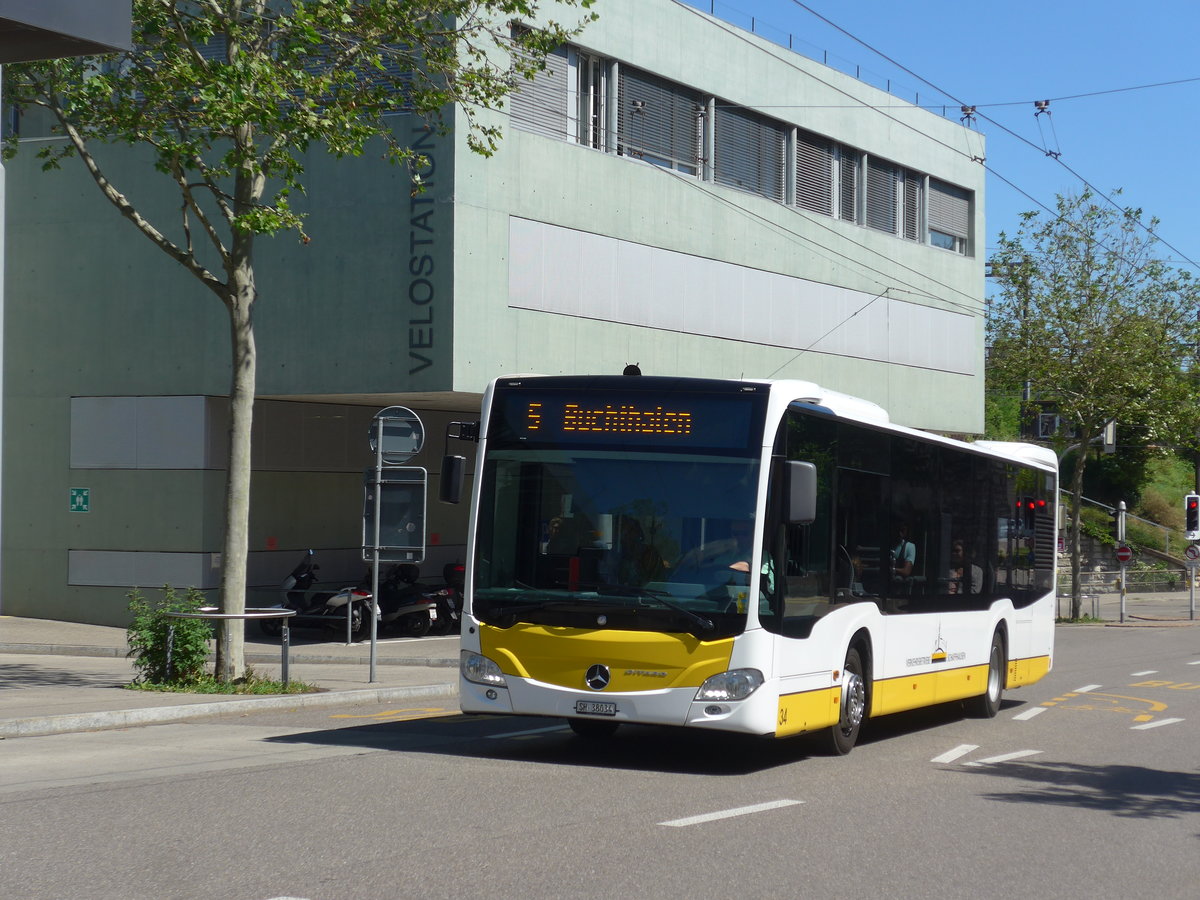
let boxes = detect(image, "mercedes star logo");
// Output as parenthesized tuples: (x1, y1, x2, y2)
(585, 664, 611, 690)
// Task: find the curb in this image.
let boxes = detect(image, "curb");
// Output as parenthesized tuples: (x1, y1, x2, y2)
(0, 643, 459, 667)
(0, 681, 459, 739)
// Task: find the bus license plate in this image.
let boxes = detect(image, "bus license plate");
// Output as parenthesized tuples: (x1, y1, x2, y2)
(574, 700, 617, 716)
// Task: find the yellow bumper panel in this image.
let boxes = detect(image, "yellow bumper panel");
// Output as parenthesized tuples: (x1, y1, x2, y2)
(776, 686, 841, 737)
(1007, 654, 1051, 688)
(479, 624, 735, 692)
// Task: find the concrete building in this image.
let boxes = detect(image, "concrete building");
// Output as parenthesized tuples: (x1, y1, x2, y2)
(1, 0, 985, 625)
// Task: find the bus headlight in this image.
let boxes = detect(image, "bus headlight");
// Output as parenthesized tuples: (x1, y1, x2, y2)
(696, 668, 764, 702)
(461, 650, 507, 687)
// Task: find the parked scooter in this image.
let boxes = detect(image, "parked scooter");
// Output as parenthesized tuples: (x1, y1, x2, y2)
(376, 563, 437, 637)
(259, 550, 376, 641)
(425, 562, 465, 635)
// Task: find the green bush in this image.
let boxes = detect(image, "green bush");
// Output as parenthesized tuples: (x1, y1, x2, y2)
(126, 585, 213, 685)
(1078, 505, 1115, 545)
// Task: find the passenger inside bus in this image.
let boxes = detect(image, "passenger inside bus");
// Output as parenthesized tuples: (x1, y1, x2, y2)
(947, 539, 983, 595)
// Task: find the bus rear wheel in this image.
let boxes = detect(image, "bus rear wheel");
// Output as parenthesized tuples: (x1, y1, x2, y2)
(966, 631, 1005, 718)
(825, 646, 867, 755)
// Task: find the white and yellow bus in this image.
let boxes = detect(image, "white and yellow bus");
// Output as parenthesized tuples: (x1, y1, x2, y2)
(453, 375, 1057, 753)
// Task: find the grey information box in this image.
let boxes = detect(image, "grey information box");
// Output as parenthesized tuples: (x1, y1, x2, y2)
(362, 467, 427, 563)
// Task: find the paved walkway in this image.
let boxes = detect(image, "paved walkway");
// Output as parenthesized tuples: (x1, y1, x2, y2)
(2, 590, 1197, 739)
(0, 615, 459, 738)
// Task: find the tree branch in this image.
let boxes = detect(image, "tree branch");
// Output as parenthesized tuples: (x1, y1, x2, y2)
(51, 106, 226, 298)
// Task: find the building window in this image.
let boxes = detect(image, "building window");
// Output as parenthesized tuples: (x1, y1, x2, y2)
(510, 44, 571, 140)
(616, 66, 702, 175)
(837, 146, 859, 223)
(865, 158, 923, 241)
(795, 130, 834, 216)
(865, 157, 898, 234)
(574, 52, 606, 149)
(928, 178, 970, 254)
(903, 171, 922, 241)
(713, 105, 787, 202)
(506, 39, 974, 256)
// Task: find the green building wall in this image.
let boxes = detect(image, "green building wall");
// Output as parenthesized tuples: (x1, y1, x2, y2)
(2, 0, 985, 624)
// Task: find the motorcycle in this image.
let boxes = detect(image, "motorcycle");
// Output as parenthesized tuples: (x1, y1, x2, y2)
(259, 550, 377, 642)
(376, 563, 437, 638)
(425, 562, 465, 635)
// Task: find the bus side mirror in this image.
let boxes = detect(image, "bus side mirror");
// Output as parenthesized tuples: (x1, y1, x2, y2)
(785, 461, 817, 524)
(440, 455, 467, 504)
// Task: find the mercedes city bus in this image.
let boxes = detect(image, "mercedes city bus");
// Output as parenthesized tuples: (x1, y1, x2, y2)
(452, 375, 1057, 753)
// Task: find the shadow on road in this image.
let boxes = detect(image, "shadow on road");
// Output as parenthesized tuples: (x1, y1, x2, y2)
(966, 758, 1200, 820)
(262, 696, 1015, 775)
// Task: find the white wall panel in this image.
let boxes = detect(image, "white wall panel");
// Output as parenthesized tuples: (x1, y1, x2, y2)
(509, 217, 976, 376)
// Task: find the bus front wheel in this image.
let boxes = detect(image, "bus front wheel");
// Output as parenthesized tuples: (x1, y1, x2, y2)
(966, 631, 1005, 718)
(825, 646, 867, 755)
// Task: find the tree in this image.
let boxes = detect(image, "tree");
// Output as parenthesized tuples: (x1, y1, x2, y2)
(988, 191, 1200, 619)
(2, 0, 595, 679)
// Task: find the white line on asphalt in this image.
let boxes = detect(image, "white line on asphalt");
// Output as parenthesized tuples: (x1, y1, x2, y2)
(931, 744, 978, 764)
(1131, 670, 1157, 676)
(1188, 661, 1200, 666)
(660, 799, 803, 827)
(1131, 718, 1185, 730)
(490, 725, 570, 739)
(1013, 707, 1047, 721)
(963, 749, 1043, 767)
(1073, 684, 1102, 693)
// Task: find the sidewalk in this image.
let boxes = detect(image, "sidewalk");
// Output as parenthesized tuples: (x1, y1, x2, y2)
(0, 615, 459, 739)
(1059, 588, 1200, 624)
(4, 591, 1198, 740)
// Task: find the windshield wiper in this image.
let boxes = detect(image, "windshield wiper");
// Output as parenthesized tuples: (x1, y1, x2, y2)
(595, 584, 714, 634)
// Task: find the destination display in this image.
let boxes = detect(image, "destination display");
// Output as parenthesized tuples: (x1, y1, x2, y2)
(490, 389, 760, 450)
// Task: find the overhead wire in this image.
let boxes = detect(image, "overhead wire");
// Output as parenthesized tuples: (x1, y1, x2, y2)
(781, 0, 1200, 274)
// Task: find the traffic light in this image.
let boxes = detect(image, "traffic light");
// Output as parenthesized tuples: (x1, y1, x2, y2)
(1016, 496, 1046, 532)
(1185, 494, 1200, 540)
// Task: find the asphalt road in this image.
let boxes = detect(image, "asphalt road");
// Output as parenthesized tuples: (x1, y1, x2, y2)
(2, 624, 1197, 900)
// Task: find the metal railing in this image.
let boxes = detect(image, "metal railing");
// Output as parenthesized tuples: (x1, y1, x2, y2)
(1061, 491, 1178, 554)
(164, 607, 297, 685)
(1057, 569, 1190, 596)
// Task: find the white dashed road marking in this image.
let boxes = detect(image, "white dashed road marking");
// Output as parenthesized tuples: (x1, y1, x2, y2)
(1012, 707, 1046, 721)
(660, 799, 803, 827)
(1131, 718, 1184, 730)
(1073, 684, 1102, 693)
(962, 749, 1043, 767)
(931, 744, 978, 764)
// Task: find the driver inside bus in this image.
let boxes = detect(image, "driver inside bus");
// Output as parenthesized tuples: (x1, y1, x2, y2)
(674, 519, 774, 596)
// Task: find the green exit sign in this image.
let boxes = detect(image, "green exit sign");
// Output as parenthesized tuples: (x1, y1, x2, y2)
(70, 488, 90, 512)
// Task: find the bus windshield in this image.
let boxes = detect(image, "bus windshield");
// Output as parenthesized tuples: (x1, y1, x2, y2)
(472, 449, 761, 639)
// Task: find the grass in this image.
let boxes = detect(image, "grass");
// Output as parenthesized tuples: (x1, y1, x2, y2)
(126, 668, 320, 695)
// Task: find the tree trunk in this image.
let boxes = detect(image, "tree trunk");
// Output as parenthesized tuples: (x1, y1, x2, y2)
(215, 259, 256, 682)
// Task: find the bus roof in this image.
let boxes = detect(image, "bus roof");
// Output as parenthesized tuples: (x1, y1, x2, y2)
(487, 374, 1056, 474)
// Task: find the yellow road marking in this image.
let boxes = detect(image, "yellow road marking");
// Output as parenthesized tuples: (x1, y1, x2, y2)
(1039, 692, 1167, 719)
(330, 707, 455, 722)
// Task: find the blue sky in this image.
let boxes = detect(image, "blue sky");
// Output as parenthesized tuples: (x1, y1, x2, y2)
(679, 0, 1200, 273)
